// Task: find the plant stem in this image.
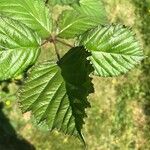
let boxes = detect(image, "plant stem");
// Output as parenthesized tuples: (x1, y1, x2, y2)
(53, 42, 61, 61)
(56, 38, 73, 48)
(41, 36, 73, 60)
(41, 40, 49, 46)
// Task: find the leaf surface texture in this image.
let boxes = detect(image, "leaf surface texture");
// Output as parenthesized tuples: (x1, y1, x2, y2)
(0, 0, 52, 38)
(0, 17, 41, 80)
(58, 0, 107, 38)
(19, 47, 94, 142)
(79, 25, 144, 76)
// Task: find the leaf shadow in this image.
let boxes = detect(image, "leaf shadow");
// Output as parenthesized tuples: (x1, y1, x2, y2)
(58, 46, 94, 141)
(0, 102, 35, 150)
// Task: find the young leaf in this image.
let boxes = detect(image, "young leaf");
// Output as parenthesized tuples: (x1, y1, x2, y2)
(0, 17, 41, 81)
(79, 25, 144, 77)
(0, 0, 52, 38)
(58, 0, 107, 38)
(19, 47, 93, 143)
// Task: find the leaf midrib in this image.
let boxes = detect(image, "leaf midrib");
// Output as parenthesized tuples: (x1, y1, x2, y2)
(59, 13, 100, 35)
(89, 49, 143, 57)
(0, 2, 50, 34)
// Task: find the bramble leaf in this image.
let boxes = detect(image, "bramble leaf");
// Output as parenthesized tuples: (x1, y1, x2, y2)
(79, 25, 144, 77)
(19, 47, 93, 143)
(0, 0, 52, 38)
(58, 0, 107, 38)
(0, 17, 41, 81)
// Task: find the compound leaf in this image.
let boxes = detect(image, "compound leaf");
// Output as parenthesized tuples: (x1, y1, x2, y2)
(19, 47, 93, 143)
(0, 17, 41, 81)
(0, 0, 52, 38)
(79, 25, 144, 77)
(58, 0, 107, 38)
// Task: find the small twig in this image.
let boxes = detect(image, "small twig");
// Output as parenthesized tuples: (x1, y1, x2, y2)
(56, 38, 73, 48)
(40, 36, 61, 60)
(41, 40, 49, 46)
(40, 35, 73, 60)
(53, 41, 61, 60)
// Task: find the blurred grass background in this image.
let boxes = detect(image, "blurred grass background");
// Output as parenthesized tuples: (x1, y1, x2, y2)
(0, 0, 150, 149)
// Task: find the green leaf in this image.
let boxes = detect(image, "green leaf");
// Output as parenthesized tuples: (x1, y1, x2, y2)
(58, 0, 107, 38)
(19, 47, 93, 143)
(0, 0, 52, 38)
(0, 17, 41, 81)
(47, 0, 79, 6)
(79, 25, 144, 77)
(59, 47, 94, 138)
